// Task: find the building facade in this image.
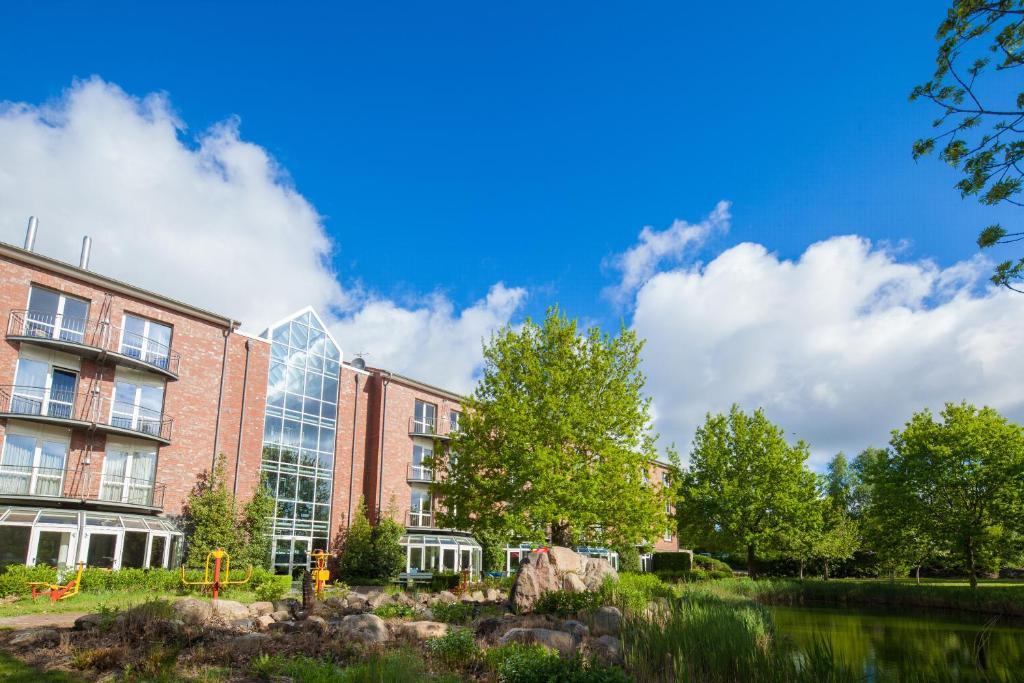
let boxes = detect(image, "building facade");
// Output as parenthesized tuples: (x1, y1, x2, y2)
(0, 221, 683, 576)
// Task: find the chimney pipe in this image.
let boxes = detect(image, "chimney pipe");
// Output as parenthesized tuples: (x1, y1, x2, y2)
(79, 236, 92, 269)
(24, 217, 38, 251)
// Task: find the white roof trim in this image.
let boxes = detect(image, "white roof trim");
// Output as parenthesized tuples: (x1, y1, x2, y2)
(260, 305, 343, 363)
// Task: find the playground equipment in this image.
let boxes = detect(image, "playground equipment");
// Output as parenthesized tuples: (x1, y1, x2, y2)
(28, 562, 85, 602)
(180, 548, 252, 599)
(310, 549, 331, 598)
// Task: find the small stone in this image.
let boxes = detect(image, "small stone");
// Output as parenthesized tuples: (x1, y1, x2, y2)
(560, 619, 589, 638)
(270, 609, 291, 622)
(230, 632, 270, 656)
(229, 617, 253, 631)
(484, 588, 502, 602)
(367, 592, 390, 608)
(436, 591, 458, 603)
(303, 615, 329, 634)
(269, 620, 300, 633)
(499, 627, 577, 656)
(398, 620, 449, 640)
(254, 615, 274, 631)
(74, 613, 105, 630)
(248, 601, 275, 617)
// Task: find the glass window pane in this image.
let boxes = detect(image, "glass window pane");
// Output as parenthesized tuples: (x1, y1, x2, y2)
(290, 322, 308, 350)
(36, 530, 72, 568)
(272, 325, 289, 346)
(86, 533, 117, 569)
(0, 525, 31, 570)
(149, 536, 166, 568)
(121, 531, 147, 568)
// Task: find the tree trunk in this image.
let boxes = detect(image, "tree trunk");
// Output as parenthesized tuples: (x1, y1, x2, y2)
(746, 544, 757, 579)
(967, 538, 978, 590)
(799, 560, 805, 580)
(915, 565, 921, 585)
(550, 521, 572, 547)
(824, 559, 830, 581)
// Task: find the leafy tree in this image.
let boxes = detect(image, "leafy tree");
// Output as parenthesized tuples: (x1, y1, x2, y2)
(181, 457, 275, 569)
(433, 307, 667, 548)
(815, 507, 860, 580)
(334, 498, 406, 583)
(911, 1, 1024, 290)
(677, 405, 820, 578)
(888, 402, 1024, 588)
(825, 453, 855, 515)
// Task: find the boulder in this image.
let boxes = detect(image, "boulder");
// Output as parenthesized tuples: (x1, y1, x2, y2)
(510, 546, 618, 613)
(302, 615, 329, 634)
(484, 588, 502, 603)
(10, 629, 60, 647)
(229, 618, 253, 631)
(548, 547, 585, 574)
(273, 598, 300, 615)
(338, 613, 390, 644)
(581, 557, 618, 591)
(367, 592, 391, 608)
(270, 610, 291, 622)
(562, 573, 588, 593)
(254, 615, 274, 632)
(230, 633, 269, 656)
(74, 613, 106, 630)
(173, 597, 214, 626)
(591, 606, 622, 637)
(468, 590, 486, 603)
(591, 635, 623, 666)
(398, 621, 449, 640)
(560, 619, 589, 639)
(212, 599, 250, 621)
(435, 591, 458, 604)
(270, 620, 300, 633)
(499, 627, 577, 656)
(248, 601, 275, 617)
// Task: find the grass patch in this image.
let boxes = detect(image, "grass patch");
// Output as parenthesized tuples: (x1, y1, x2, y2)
(250, 649, 460, 682)
(0, 651, 83, 683)
(0, 588, 268, 619)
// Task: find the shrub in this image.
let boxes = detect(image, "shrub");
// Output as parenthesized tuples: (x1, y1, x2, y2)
(427, 628, 480, 667)
(373, 602, 417, 619)
(533, 589, 600, 616)
(693, 554, 733, 575)
(430, 571, 461, 592)
(251, 568, 291, 601)
(334, 498, 406, 583)
(485, 643, 630, 683)
(614, 545, 642, 574)
(0, 564, 58, 597)
(652, 551, 693, 573)
(432, 600, 474, 624)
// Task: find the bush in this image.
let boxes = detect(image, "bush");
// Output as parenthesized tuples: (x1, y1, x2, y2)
(614, 545, 642, 574)
(0, 564, 58, 597)
(432, 600, 474, 624)
(334, 498, 406, 584)
(653, 551, 693, 572)
(251, 568, 291, 601)
(485, 643, 630, 683)
(427, 628, 480, 667)
(430, 571, 461, 592)
(692, 554, 733, 575)
(533, 589, 601, 616)
(373, 603, 417, 619)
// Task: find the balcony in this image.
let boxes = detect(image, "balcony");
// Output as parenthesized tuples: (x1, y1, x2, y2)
(0, 464, 166, 512)
(408, 416, 452, 440)
(406, 510, 434, 528)
(7, 310, 180, 380)
(407, 463, 434, 483)
(0, 385, 173, 445)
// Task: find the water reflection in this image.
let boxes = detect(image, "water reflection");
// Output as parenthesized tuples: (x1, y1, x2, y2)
(770, 604, 1024, 682)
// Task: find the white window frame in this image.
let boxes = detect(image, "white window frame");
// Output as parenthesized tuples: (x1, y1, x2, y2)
(145, 532, 170, 569)
(118, 314, 173, 367)
(409, 487, 433, 527)
(0, 425, 70, 498)
(11, 353, 80, 420)
(109, 369, 165, 436)
(411, 444, 433, 481)
(99, 441, 158, 506)
(413, 400, 436, 433)
(23, 286, 91, 344)
(29, 525, 79, 569)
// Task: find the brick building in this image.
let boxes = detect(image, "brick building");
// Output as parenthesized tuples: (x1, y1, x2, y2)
(0, 219, 681, 576)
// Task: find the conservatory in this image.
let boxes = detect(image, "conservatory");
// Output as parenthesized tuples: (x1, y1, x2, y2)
(401, 533, 482, 579)
(0, 506, 183, 571)
(504, 542, 619, 574)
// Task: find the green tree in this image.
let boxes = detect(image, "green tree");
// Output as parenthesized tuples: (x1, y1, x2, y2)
(236, 474, 275, 569)
(334, 498, 406, 583)
(825, 453, 855, 515)
(888, 402, 1024, 588)
(433, 307, 667, 548)
(182, 457, 237, 566)
(677, 405, 820, 578)
(815, 507, 860, 580)
(911, 1, 1024, 290)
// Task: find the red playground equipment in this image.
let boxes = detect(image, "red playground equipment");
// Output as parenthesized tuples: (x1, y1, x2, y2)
(28, 562, 85, 602)
(180, 548, 252, 599)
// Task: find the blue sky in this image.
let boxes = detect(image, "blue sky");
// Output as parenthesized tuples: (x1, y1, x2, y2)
(1, 2, 1021, 464)
(1, 1, 1015, 326)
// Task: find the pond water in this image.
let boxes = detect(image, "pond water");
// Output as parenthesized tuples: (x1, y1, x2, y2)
(770, 604, 1024, 682)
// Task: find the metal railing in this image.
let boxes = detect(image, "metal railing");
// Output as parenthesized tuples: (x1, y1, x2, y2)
(407, 463, 434, 482)
(407, 510, 434, 527)
(408, 416, 452, 438)
(7, 310, 181, 376)
(0, 385, 173, 442)
(0, 464, 166, 508)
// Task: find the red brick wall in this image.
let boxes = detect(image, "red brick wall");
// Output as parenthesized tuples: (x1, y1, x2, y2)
(0, 252, 255, 519)
(650, 461, 680, 552)
(328, 363, 372, 539)
(219, 333, 270, 504)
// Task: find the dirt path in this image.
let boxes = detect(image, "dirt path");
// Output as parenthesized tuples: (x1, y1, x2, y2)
(0, 612, 84, 630)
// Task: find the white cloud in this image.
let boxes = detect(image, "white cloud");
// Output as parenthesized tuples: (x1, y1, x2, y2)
(0, 78, 523, 392)
(330, 284, 526, 394)
(630, 230, 1024, 468)
(604, 200, 730, 304)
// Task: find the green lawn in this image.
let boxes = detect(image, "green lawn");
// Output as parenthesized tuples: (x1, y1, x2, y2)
(0, 588, 264, 619)
(0, 651, 82, 683)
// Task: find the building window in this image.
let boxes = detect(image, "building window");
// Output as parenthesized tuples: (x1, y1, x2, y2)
(0, 525, 31, 570)
(10, 358, 78, 420)
(411, 444, 433, 481)
(0, 431, 67, 497)
(100, 445, 157, 505)
(661, 472, 670, 487)
(449, 410, 461, 434)
(413, 400, 436, 434)
(24, 286, 89, 344)
(409, 488, 432, 527)
(663, 529, 673, 542)
(111, 377, 164, 436)
(120, 315, 173, 370)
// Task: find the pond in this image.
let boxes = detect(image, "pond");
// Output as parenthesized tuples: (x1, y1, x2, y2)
(770, 604, 1024, 682)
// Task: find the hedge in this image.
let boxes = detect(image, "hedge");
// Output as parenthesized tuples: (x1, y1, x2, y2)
(652, 551, 692, 572)
(693, 554, 733, 575)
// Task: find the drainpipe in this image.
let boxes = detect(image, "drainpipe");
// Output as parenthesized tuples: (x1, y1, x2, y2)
(211, 323, 236, 473)
(376, 373, 390, 520)
(346, 373, 361, 528)
(231, 338, 252, 497)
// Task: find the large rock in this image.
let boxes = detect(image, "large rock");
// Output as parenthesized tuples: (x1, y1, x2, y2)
(591, 635, 624, 666)
(499, 627, 577, 656)
(398, 621, 449, 640)
(248, 601, 275, 617)
(509, 546, 619, 613)
(212, 599, 250, 621)
(230, 633, 270, 656)
(173, 597, 214, 626)
(591, 606, 622, 637)
(338, 613, 390, 644)
(74, 613, 105, 630)
(10, 629, 60, 647)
